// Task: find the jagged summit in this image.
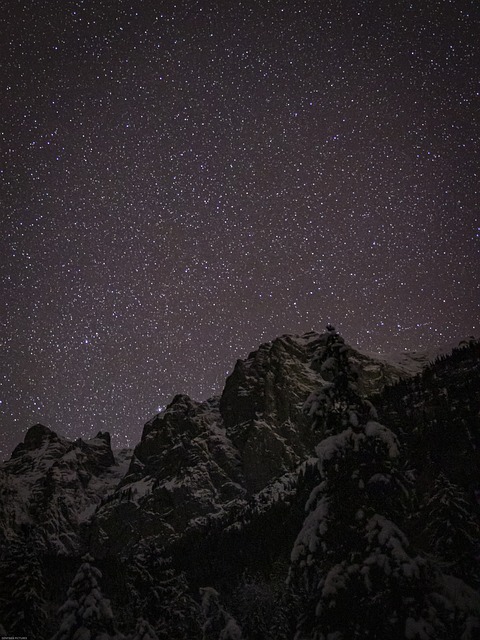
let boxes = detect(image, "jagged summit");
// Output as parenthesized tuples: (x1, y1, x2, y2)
(24, 422, 55, 442)
(10, 423, 60, 458)
(93, 430, 112, 444)
(0, 425, 130, 554)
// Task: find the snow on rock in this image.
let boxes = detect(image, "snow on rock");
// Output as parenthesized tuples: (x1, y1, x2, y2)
(87, 331, 426, 555)
(90, 396, 249, 553)
(0, 425, 130, 553)
(358, 339, 474, 379)
(2, 331, 420, 558)
(90, 341, 330, 554)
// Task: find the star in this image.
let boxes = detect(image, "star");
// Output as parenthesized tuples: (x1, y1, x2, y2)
(1, 0, 478, 456)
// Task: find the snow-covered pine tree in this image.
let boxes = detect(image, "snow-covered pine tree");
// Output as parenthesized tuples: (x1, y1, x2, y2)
(289, 325, 453, 640)
(125, 541, 201, 639)
(200, 587, 243, 640)
(0, 536, 47, 638)
(306, 324, 379, 437)
(131, 617, 159, 640)
(51, 553, 121, 640)
(422, 473, 480, 582)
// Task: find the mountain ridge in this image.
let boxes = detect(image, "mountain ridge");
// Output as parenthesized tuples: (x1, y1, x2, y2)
(1, 331, 472, 555)
(1, 329, 478, 638)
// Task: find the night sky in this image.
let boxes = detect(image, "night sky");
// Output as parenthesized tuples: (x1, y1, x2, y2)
(1, 0, 479, 457)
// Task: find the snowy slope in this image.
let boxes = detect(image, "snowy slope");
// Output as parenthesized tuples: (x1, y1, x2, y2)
(359, 339, 476, 377)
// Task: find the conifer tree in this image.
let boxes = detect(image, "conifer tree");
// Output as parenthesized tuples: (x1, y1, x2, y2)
(52, 553, 120, 640)
(231, 574, 289, 640)
(290, 326, 452, 639)
(131, 617, 159, 640)
(423, 473, 480, 582)
(0, 536, 47, 638)
(126, 541, 201, 639)
(200, 587, 243, 640)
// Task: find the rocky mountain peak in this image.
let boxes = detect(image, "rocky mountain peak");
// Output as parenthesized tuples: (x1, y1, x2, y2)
(0, 426, 126, 553)
(136, 394, 205, 463)
(94, 431, 111, 445)
(10, 423, 60, 459)
(220, 332, 322, 432)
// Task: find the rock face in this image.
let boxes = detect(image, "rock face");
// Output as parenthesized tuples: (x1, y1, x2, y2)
(90, 334, 321, 553)
(89, 332, 424, 554)
(0, 331, 448, 557)
(90, 395, 245, 554)
(219, 333, 322, 494)
(220, 333, 322, 430)
(0, 426, 130, 554)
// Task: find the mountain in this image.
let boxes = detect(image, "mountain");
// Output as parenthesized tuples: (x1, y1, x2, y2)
(0, 425, 131, 554)
(0, 330, 478, 639)
(90, 331, 426, 556)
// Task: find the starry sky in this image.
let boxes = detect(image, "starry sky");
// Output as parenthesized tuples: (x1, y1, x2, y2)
(1, 0, 479, 457)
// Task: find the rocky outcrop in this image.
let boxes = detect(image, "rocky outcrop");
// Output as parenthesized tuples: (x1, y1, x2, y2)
(220, 333, 322, 493)
(10, 424, 61, 458)
(90, 395, 245, 555)
(220, 333, 322, 430)
(0, 425, 129, 554)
